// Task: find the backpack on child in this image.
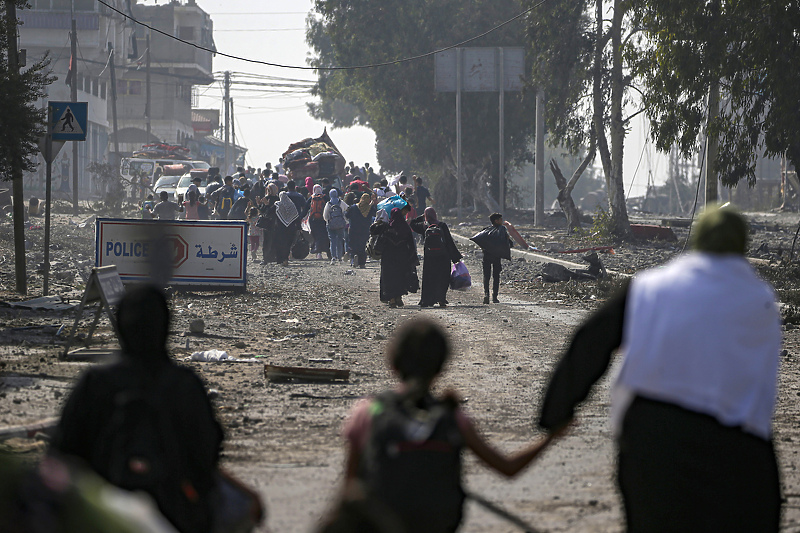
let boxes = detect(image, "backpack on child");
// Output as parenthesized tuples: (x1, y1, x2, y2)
(327, 201, 347, 230)
(359, 391, 465, 532)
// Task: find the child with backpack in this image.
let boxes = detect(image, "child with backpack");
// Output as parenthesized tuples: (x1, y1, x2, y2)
(324, 188, 348, 264)
(340, 318, 560, 532)
(470, 213, 514, 304)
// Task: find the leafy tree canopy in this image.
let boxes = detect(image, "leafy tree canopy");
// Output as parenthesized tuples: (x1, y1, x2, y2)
(306, 0, 536, 178)
(628, 0, 800, 186)
(0, 0, 54, 179)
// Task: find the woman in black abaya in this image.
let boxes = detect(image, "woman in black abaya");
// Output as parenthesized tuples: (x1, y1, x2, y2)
(374, 207, 418, 307)
(410, 207, 462, 307)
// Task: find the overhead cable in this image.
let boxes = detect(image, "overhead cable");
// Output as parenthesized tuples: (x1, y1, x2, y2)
(95, 0, 549, 71)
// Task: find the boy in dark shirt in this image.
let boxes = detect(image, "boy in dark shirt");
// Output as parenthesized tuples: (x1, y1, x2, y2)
(480, 213, 513, 304)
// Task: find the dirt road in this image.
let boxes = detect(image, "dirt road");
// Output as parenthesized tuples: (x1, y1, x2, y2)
(3, 210, 800, 532)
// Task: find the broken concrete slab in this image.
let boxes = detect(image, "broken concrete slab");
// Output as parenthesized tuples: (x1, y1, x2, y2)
(264, 364, 349, 383)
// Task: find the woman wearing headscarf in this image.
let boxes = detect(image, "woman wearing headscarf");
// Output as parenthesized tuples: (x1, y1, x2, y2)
(304, 176, 314, 193)
(347, 192, 378, 269)
(307, 184, 330, 260)
(373, 207, 418, 307)
(410, 207, 462, 307)
(274, 190, 299, 266)
(257, 183, 280, 263)
(538, 204, 782, 532)
(323, 189, 348, 264)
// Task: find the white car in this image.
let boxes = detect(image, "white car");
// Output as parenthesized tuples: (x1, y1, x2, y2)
(153, 175, 181, 201)
(174, 170, 209, 202)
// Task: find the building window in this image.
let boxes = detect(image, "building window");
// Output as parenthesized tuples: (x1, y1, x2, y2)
(128, 80, 142, 95)
(83, 75, 90, 93)
(178, 26, 195, 41)
(74, 0, 95, 11)
(51, 0, 70, 10)
(100, 82, 106, 100)
(92, 78, 98, 97)
(117, 80, 127, 95)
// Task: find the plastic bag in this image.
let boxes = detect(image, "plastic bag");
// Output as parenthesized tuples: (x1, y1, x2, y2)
(450, 261, 472, 290)
(470, 226, 511, 260)
(376, 195, 408, 215)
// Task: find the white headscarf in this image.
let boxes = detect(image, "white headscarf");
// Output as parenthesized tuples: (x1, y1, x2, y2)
(275, 191, 299, 227)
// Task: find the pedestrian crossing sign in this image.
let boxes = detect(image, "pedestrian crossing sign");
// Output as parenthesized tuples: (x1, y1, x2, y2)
(50, 101, 87, 141)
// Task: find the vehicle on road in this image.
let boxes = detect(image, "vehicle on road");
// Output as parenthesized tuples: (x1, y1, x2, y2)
(153, 175, 181, 200)
(175, 169, 209, 202)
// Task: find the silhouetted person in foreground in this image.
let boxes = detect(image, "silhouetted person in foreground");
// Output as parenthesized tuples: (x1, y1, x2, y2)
(51, 285, 225, 533)
(539, 204, 782, 532)
(336, 318, 559, 532)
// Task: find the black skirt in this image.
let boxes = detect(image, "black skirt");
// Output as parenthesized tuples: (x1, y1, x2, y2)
(618, 396, 780, 533)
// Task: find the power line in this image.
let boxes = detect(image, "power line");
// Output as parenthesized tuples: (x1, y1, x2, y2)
(95, 0, 550, 71)
(215, 28, 305, 32)
(211, 12, 309, 16)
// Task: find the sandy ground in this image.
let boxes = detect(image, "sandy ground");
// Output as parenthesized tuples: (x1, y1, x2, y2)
(3, 206, 800, 532)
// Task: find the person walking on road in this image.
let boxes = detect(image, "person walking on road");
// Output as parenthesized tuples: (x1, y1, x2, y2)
(150, 191, 183, 220)
(410, 207, 461, 308)
(372, 207, 418, 308)
(274, 191, 300, 266)
(474, 213, 513, 304)
(50, 285, 226, 533)
(308, 184, 331, 260)
(538, 204, 782, 532)
(324, 188, 348, 264)
(347, 192, 378, 269)
(335, 318, 558, 533)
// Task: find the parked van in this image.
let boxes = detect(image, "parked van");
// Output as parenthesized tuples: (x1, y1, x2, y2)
(120, 157, 210, 198)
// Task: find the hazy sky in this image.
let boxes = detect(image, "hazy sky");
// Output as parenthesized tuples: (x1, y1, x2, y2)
(139, 0, 664, 196)
(134, 0, 377, 173)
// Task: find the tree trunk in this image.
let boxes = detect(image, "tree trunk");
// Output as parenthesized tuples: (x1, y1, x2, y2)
(607, 0, 631, 237)
(550, 149, 594, 234)
(550, 160, 582, 233)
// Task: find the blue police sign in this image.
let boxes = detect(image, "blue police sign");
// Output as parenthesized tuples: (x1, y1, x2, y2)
(50, 101, 87, 141)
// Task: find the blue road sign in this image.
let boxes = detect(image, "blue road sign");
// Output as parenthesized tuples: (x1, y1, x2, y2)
(50, 101, 87, 141)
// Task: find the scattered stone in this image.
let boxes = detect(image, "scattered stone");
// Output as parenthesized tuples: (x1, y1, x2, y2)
(189, 318, 205, 334)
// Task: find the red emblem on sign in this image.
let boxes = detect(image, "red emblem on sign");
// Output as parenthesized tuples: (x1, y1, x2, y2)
(164, 234, 189, 268)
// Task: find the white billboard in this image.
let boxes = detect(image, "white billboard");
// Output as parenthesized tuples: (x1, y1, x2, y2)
(435, 47, 525, 92)
(95, 218, 247, 289)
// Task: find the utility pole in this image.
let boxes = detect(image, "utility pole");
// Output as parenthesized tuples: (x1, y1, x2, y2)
(230, 97, 235, 167)
(6, 0, 26, 294)
(705, 81, 719, 205)
(70, 15, 78, 215)
(455, 49, 462, 220)
(43, 106, 52, 296)
(145, 29, 151, 140)
(534, 89, 545, 225)
(223, 70, 230, 175)
(498, 47, 505, 212)
(108, 44, 120, 171)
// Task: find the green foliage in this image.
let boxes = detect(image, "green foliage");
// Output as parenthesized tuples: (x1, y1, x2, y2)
(0, 1, 55, 179)
(589, 205, 615, 243)
(627, 0, 800, 186)
(523, 0, 596, 154)
(307, 1, 536, 179)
